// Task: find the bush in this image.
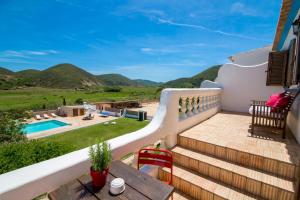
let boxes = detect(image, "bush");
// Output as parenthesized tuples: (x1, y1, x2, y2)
(75, 98, 84, 105)
(0, 140, 72, 174)
(0, 111, 27, 144)
(103, 86, 121, 92)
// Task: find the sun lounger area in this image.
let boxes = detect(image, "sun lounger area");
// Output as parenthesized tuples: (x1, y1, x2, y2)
(35, 113, 57, 120)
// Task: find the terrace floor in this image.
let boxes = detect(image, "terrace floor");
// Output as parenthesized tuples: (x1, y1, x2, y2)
(180, 111, 300, 166)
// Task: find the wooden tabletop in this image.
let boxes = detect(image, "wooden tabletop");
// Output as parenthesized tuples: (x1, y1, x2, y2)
(49, 161, 174, 200)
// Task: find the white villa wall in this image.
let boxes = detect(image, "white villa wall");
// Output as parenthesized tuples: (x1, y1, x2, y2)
(203, 46, 284, 113)
(230, 46, 271, 65)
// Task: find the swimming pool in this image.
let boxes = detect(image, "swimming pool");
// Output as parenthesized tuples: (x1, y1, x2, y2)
(23, 120, 69, 134)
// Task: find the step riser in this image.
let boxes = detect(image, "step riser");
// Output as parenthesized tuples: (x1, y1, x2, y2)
(173, 152, 295, 200)
(178, 135, 297, 180)
(158, 168, 220, 200)
(159, 168, 294, 200)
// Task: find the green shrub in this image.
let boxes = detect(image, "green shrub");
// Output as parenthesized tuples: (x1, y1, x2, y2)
(0, 140, 72, 174)
(75, 98, 84, 105)
(103, 86, 121, 92)
(0, 111, 27, 144)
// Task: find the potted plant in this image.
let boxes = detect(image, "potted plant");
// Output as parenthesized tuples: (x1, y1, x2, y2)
(89, 140, 112, 188)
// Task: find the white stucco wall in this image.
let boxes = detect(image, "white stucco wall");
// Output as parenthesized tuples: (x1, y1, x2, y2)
(230, 46, 271, 65)
(202, 46, 284, 113)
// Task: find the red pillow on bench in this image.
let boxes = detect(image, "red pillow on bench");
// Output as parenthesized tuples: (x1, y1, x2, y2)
(266, 93, 285, 107)
(272, 96, 291, 110)
(266, 92, 290, 112)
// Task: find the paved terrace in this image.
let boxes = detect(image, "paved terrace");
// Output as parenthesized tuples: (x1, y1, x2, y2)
(180, 112, 300, 166)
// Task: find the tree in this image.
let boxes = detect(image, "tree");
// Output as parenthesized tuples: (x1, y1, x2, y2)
(75, 98, 83, 105)
(0, 111, 27, 144)
(63, 98, 66, 106)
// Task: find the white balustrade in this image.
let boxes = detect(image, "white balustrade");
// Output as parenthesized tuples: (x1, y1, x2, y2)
(0, 88, 222, 200)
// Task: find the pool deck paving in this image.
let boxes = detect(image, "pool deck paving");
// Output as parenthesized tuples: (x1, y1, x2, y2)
(130, 102, 159, 118)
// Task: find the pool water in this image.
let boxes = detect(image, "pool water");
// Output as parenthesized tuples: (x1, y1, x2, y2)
(23, 120, 69, 134)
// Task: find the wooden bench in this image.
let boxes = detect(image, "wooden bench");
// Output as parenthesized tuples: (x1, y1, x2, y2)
(251, 88, 300, 139)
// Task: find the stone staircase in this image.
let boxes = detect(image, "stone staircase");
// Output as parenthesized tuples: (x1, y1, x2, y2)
(158, 113, 300, 200)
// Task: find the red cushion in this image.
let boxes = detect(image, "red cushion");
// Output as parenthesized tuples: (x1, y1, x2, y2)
(266, 93, 285, 107)
(273, 96, 291, 110)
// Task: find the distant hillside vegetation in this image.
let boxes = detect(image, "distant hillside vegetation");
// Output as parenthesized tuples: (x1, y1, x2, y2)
(96, 74, 137, 86)
(0, 64, 161, 89)
(134, 79, 162, 86)
(0, 67, 14, 75)
(163, 65, 221, 88)
(0, 64, 221, 90)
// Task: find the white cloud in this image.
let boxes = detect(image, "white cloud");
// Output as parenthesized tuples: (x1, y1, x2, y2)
(157, 18, 268, 42)
(4, 50, 30, 58)
(55, 0, 90, 10)
(0, 50, 59, 59)
(230, 2, 258, 16)
(23, 51, 48, 55)
(140, 47, 180, 54)
(0, 57, 38, 64)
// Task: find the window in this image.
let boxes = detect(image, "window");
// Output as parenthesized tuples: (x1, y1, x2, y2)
(266, 50, 288, 86)
(266, 35, 300, 86)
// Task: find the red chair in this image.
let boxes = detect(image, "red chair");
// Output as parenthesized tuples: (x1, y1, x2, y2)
(137, 148, 173, 185)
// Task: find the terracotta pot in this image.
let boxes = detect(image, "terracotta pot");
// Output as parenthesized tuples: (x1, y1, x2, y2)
(90, 167, 109, 188)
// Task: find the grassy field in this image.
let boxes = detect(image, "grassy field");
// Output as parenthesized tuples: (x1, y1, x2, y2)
(0, 86, 159, 111)
(40, 118, 149, 151)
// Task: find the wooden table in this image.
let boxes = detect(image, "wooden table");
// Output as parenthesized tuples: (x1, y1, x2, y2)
(49, 161, 174, 200)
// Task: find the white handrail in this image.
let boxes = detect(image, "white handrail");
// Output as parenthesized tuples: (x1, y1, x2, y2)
(0, 88, 222, 200)
(223, 61, 268, 68)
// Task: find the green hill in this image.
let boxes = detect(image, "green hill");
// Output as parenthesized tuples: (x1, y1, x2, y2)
(15, 69, 41, 78)
(164, 65, 221, 88)
(0, 64, 220, 89)
(0, 67, 14, 75)
(96, 74, 137, 86)
(134, 79, 162, 86)
(35, 64, 100, 88)
(0, 64, 161, 89)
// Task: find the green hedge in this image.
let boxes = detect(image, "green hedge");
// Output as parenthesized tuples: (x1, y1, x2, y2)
(0, 140, 72, 174)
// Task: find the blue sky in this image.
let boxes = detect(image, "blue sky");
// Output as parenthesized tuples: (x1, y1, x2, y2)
(0, 0, 281, 82)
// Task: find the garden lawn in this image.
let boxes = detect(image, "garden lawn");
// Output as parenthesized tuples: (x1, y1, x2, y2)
(40, 118, 149, 151)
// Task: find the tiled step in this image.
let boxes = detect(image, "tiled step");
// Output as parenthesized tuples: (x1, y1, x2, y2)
(178, 134, 298, 180)
(170, 190, 194, 200)
(159, 165, 258, 200)
(172, 146, 297, 200)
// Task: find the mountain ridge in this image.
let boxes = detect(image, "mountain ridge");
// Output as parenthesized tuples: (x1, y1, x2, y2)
(0, 63, 221, 89)
(163, 65, 221, 88)
(0, 63, 160, 89)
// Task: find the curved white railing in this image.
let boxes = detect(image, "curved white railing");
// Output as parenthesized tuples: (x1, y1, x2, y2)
(223, 61, 268, 68)
(0, 88, 222, 200)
